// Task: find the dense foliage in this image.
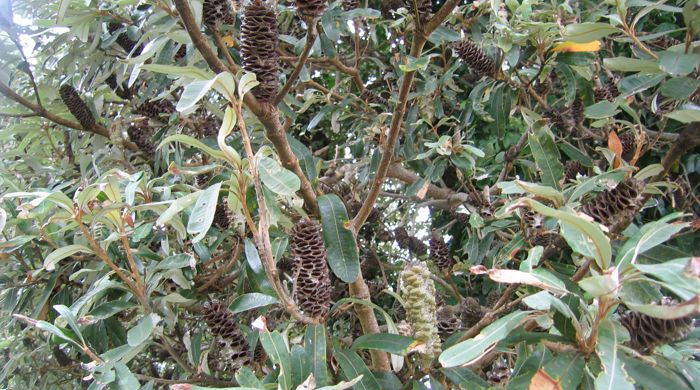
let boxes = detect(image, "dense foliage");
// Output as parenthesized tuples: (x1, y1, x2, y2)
(0, 0, 699, 389)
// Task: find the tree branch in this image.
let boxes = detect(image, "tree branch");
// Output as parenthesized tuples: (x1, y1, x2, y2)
(275, 21, 318, 105)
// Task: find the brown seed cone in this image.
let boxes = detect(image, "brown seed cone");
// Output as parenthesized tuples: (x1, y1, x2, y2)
(296, 0, 327, 19)
(454, 38, 497, 78)
(520, 210, 545, 237)
(127, 123, 155, 156)
(342, 0, 359, 11)
(253, 341, 267, 363)
(135, 99, 175, 119)
(459, 297, 483, 327)
(290, 219, 332, 319)
(203, 0, 236, 30)
(437, 305, 463, 341)
(544, 109, 571, 133)
(174, 44, 187, 62)
(59, 85, 95, 130)
(108, 23, 143, 56)
(241, 0, 279, 103)
(105, 74, 132, 100)
(618, 131, 637, 161)
(360, 89, 388, 109)
(571, 95, 584, 125)
(213, 200, 232, 229)
(413, 0, 431, 21)
(581, 178, 645, 234)
(564, 160, 587, 182)
(650, 35, 681, 49)
(487, 356, 511, 385)
(394, 226, 427, 256)
(380, 0, 405, 19)
(619, 298, 694, 352)
(594, 83, 620, 102)
(429, 230, 453, 273)
(202, 300, 252, 367)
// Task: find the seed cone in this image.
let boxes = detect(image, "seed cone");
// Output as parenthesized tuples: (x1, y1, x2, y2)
(594, 82, 620, 102)
(213, 200, 232, 229)
(60, 85, 95, 130)
(487, 356, 511, 385)
(127, 123, 155, 156)
(544, 109, 571, 133)
(619, 298, 694, 352)
(342, 0, 359, 11)
(296, 0, 327, 19)
(203, 0, 236, 31)
(454, 38, 497, 78)
(241, 0, 279, 103)
(202, 300, 252, 369)
(380, 0, 404, 19)
(135, 99, 175, 119)
(291, 219, 332, 319)
(108, 23, 143, 56)
(394, 226, 427, 256)
(572, 95, 584, 125)
(105, 74, 132, 100)
(618, 131, 637, 161)
(581, 178, 644, 234)
(564, 160, 587, 182)
(400, 262, 441, 360)
(436, 305, 463, 341)
(174, 45, 187, 62)
(429, 230, 452, 273)
(459, 297, 483, 327)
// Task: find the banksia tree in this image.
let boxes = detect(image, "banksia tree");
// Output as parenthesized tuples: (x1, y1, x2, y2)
(619, 298, 694, 352)
(571, 95, 584, 125)
(394, 226, 427, 256)
(202, 300, 252, 370)
(290, 219, 332, 320)
(213, 200, 232, 229)
(436, 305, 463, 341)
(127, 123, 155, 156)
(296, 0, 327, 19)
(108, 23, 142, 56)
(454, 38, 497, 78)
(135, 99, 175, 119)
(59, 85, 95, 130)
(241, 0, 279, 103)
(429, 230, 452, 273)
(400, 262, 441, 363)
(105, 74, 132, 100)
(594, 76, 620, 102)
(581, 178, 644, 234)
(619, 131, 637, 161)
(203, 0, 236, 31)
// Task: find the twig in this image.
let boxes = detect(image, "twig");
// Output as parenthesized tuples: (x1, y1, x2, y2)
(118, 224, 149, 313)
(212, 30, 239, 71)
(457, 294, 526, 342)
(275, 21, 318, 105)
(348, 277, 391, 372)
(197, 239, 242, 292)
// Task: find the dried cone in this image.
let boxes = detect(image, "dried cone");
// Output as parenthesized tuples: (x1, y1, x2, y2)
(572, 95, 584, 125)
(436, 305, 463, 341)
(618, 131, 637, 161)
(173, 45, 187, 62)
(203, 0, 236, 31)
(429, 230, 453, 273)
(241, 0, 279, 103)
(487, 356, 511, 385)
(108, 23, 142, 56)
(619, 298, 694, 352)
(459, 297, 483, 327)
(105, 74, 132, 100)
(400, 262, 441, 361)
(594, 77, 620, 102)
(296, 0, 327, 19)
(342, 0, 359, 11)
(59, 85, 95, 130)
(564, 160, 587, 182)
(380, 0, 404, 19)
(581, 178, 644, 234)
(290, 219, 332, 319)
(413, 0, 431, 21)
(127, 123, 155, 156)
(202, 300, 251, 368)
(454, 38, 497, 78)
(213, 200, 232, 229)
(135, 99, 175, 119)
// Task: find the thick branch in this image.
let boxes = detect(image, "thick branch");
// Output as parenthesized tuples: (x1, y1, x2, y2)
(349, 277, 391, 371)
(0, 79, 110, 138)
(386, 163, 471, 206)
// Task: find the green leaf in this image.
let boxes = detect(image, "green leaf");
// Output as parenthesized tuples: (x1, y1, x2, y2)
(228, 293, 279, 314)
(158, 134, 226, 160)
(89, 301, 137, 321)
(585, 101, 620, 119)
(579, 273, 619, 298)
(53, 305, 84, 345)
(113, 362, 140, 390)
(603, 57, 661, 73)
(516, 199, 611, 269)
(399, 56, 430, 72)
(140, 64, 212, 80)
(665, 108, 700, 123)
(259, 330, 293, 390)
(305, 324, 330, 387)
(633, 258, 700, 300)
(488, 84, 511, 135)
(287, 135, 317, 181)
(258, 157, 301, 196)
(244, 239, 277, 297)
(439, 311, 531, 367)
(563, 23, 622, 43)
(658, 51, 698, 76)
(187, 182, 221, 244)
(176, 78, 219, 112)
(43, 244, 93, 272)
(31, 319, 81, 348)
(318, 194, 360, 283)
(594, 320, 634, 390)
(154, 191, 200, 227)
(317, 376, 365, 390)
(542, 352, 585, 390)
(334, 349, 381, 390)
(127, 313, 160, 347)
(659, 77, 700, 99)
(624, 297, 699, 320)
(617, 73, 666, 97)
(238, 72, 259, 99)
(615, 213, 689, 271)
(155, 253, 194, 270)
(514, 180, 564, 207)
(352, 334, 418, 356)
(529, 124, 564, 189)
